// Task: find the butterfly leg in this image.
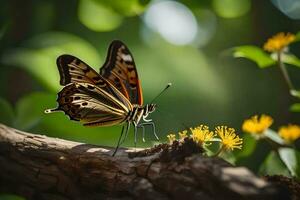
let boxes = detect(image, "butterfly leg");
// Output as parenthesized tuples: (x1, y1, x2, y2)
(142, 116, 152, 122)
(139, 122, 159, 141)
(112, 122, 131, 156)
(112, 124, 126, 156)
(136, 124, 146, 142)
(120, 122, 131, 145)
(141, 125, 145, 142)
(150, 122, 159, 141)
(134, 122, 138, 145)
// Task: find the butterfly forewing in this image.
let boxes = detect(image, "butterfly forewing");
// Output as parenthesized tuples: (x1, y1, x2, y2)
(55, 83, 130, 126)
(100, 40, 143, 105)
(57, 55, 103, 86)
(56, 54, 132, 110)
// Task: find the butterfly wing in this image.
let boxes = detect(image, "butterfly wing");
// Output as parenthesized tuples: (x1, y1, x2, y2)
(56, 54, 132, 109)
(57, 54, 103, 86)
(100, 40, 143, 105)
(46, 82, 131, 126)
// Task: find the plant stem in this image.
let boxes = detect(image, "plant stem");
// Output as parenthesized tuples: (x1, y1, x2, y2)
(277, 51, 294, 90)
(214, 144, 225, 157)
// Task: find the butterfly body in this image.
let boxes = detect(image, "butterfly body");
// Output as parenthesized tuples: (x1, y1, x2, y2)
(45, 40, 159, 155)
(128, 103, 156, 125)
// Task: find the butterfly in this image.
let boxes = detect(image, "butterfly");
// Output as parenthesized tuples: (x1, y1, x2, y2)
(45, 40, 165, 156)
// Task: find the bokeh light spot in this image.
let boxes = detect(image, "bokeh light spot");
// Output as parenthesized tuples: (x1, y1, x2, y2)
(78, 0, 123, 32)
(143, 1, 198, 45)
(213, 0, 251, 18)
(272, 0, 300, 19)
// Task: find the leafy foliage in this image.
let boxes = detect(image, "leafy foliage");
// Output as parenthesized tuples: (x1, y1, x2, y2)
(1, 32, 101, 92)
(232, 46, 275, 68)
(78, 0, 123, 32)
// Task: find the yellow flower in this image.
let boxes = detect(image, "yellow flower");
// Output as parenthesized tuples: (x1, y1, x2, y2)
(215, 126, 243, 150)
(178, 130, 188, 141)
(279, 124, 300, 143)
(263, 32, 295, 52)
(190, 125, 215, 144)
(242, 114, 273, 134)
(167, 133, 176, 144)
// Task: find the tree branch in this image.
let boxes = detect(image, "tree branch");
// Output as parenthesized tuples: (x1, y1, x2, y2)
(0, 123, 288, 200)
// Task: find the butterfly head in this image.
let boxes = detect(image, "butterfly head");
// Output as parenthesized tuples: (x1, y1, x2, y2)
(141, 104, 156, 123)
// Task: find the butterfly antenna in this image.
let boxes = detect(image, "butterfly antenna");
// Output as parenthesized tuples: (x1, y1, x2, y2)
(150, 83, 172, 104)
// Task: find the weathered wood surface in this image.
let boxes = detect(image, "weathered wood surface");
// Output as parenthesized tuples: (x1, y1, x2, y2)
(0, 123, 288, 200)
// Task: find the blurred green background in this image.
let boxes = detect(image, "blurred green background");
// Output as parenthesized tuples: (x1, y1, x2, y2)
(0, 0, 300, 163)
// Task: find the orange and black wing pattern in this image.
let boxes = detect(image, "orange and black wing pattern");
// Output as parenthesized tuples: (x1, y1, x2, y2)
(100, 40, 143, 105)
(57, 54, 103, 86)
(55, 54, 132, 111)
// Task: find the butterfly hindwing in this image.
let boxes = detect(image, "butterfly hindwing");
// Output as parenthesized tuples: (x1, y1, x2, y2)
(100, 40, 143, 105)
(55, 83, 130, 126)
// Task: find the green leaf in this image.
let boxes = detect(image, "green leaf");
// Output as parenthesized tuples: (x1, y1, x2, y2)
(290, 89, 300, 98)
(259, 151, 290, 176)
(281, 53, 300, 68)
(290, 103, 300, 112)
(78, 0, 150, 31)
(278, 148, 300, 177)
(15, 92, 55, 131)
(264, 128, 286, 145)
(78, 0, 123, 32)
(232, 45, 275, 68)
(0, 98, 14, 126)
(2, 48, 60, 92)
(1, 32, 101, 92)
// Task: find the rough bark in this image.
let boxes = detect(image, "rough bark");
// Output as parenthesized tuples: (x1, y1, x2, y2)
(0, 123, 289, 200)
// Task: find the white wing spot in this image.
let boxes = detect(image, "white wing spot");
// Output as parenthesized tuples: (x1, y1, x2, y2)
(121, 54, 132, 62)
